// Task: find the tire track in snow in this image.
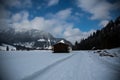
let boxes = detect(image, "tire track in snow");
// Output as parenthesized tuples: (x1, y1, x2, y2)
(22, 53, 76, 80)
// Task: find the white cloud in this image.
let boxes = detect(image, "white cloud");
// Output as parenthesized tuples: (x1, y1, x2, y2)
(0, 4, 12, 31)
(47, 8, 72, 20)
(75, 12, 83, 17)
(99, 20, 109, 27)
(77, 0, 119, 20)
(48, 0, 59, 6)
(55, 8, 72, 20)
(6, 0, 21, 7)
(64, 26, 81, 37)
(63, 27, 95, 43)
(3, 0, 32, 8)
(0, 5, 11, 19)
(11, 9, 94, 43)
(11, 11, 29, 22)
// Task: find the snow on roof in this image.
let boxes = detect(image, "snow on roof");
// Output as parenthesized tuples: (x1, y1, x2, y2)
(59, 40, 65, 43)
(53, 40, 70, 46)
(37, 39, 46, 42)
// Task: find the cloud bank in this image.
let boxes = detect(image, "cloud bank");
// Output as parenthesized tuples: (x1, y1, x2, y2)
(77, 0, 120, 20)
(3, 0, 114, 44)
(1, 0, 32, 8)
(9, 9, 94, 43)
(77, 0, 120, 28)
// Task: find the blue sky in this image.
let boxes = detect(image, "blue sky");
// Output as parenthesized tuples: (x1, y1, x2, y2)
(0, 0, 120, 43)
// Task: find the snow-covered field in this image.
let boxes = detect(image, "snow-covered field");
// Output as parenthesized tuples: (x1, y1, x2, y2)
(0, 48, 120, 80)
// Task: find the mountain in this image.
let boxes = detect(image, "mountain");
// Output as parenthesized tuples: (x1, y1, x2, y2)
(0, 29, 72, 50)
(73, 16, 120, 50)
(0, 29, 54, 43)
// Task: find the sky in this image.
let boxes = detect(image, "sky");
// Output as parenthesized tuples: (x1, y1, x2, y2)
(0, 0, 120, 43)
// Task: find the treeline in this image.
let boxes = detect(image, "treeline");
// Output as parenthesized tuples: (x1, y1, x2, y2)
(73, 16, 120, 50)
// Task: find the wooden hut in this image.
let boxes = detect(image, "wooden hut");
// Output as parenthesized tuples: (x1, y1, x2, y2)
(52, 40, 71, 53)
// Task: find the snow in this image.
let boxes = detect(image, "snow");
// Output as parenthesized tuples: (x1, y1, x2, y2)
(0, 44, 16, 51)
(59, 40, 65, 43)
(0, 46, 6, 51)
(0, 48, 120, 80)
(37, 39, 46, 42)
(13, 42, 35, 48)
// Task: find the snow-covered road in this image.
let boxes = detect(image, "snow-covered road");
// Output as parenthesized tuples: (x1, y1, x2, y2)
(0, 49, 120, 80)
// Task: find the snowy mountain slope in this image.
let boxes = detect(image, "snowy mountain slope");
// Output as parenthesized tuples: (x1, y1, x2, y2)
(0, 28, 73, 51)
(0, 48, 120, 80)
(0, 29, 72, 50)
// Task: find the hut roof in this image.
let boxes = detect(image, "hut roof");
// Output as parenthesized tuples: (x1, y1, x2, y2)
(53, 40, 69, 46)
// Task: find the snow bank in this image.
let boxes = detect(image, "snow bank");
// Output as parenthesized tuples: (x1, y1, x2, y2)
(0, 44, 16, 51)
(92, 48, 120, 79)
